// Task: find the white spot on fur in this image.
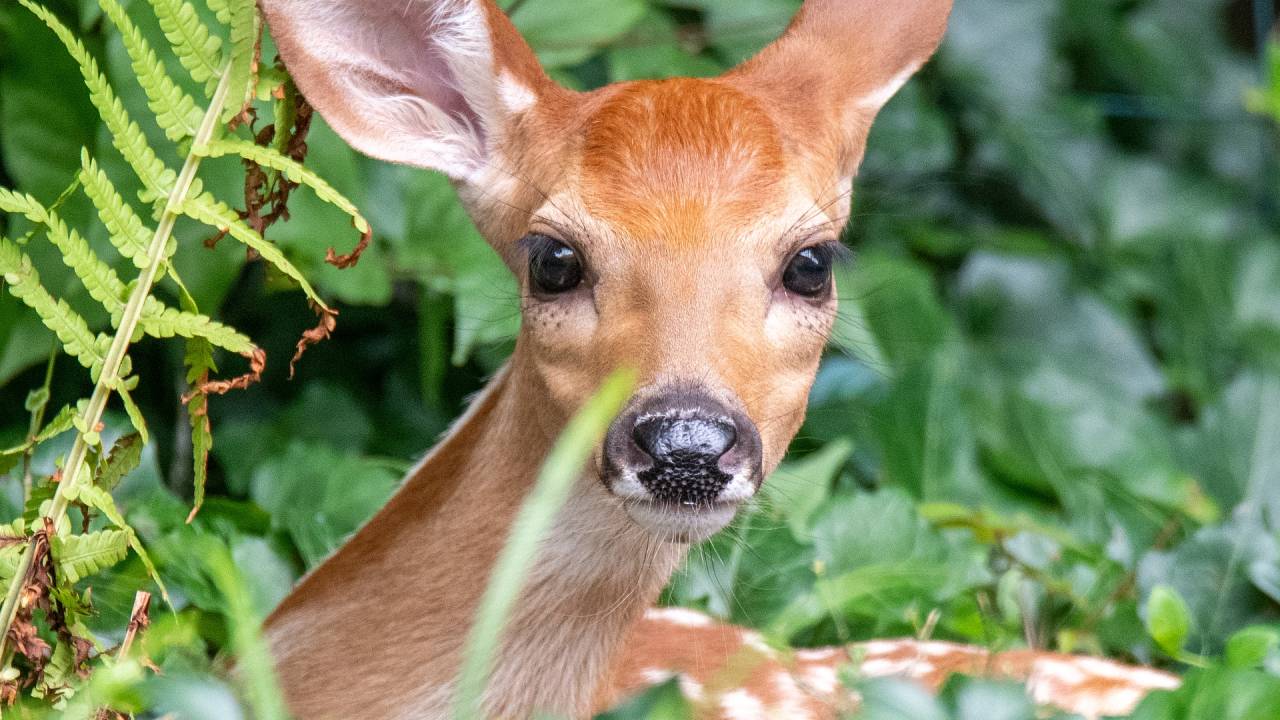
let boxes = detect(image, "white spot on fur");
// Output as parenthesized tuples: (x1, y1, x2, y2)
(498, 72, 536, 113)
(644, 607, 714, 627)
(795, 647, 842, 663)
(801, 664, 839, 695)
(741, 631, 777, 657)
(719, 688, 766, 720)
(861, 657, 934, 678)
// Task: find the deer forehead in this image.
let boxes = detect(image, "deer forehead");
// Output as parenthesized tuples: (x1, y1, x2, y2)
(574, 78, 791, 247)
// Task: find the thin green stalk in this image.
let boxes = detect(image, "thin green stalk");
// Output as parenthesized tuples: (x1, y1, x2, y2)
(0, 61, 235, 665)
(452, 368, 636, 720)
(21, 344, 59, 500)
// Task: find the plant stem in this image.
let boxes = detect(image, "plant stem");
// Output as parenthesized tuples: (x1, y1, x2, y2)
(21, 344, 58, 501)
(0, 61, 234, 666)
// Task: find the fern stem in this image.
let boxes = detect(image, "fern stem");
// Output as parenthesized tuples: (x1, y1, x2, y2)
(0, 61, 235, 665)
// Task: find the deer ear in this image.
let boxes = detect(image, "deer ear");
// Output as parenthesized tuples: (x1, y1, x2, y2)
(727, 0, 953, 177)
(260, 0, 553, 183)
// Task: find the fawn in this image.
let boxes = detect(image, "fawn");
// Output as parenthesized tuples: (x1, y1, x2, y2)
(257, 0, 1180, 717)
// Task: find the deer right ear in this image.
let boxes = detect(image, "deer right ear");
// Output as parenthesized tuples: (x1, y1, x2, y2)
(260, 0, 552, 183)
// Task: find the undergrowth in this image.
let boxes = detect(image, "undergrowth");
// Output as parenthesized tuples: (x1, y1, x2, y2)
(0, 0, 364, 713)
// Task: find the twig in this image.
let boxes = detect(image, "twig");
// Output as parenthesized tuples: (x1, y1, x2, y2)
(117, 591, 152, 660)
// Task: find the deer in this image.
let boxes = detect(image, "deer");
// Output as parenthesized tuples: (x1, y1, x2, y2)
(256, 0, 1182, 717)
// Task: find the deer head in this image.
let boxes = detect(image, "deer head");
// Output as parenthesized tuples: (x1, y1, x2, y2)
(263, 0, 952, 545)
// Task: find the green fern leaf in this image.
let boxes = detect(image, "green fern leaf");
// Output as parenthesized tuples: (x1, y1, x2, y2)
(52, 528, 130, 584)
(0, 187, 128, 313)
(99, 0, 203, 141)
(0, 238, 108, 377)
(21, 0, 176, 195)
(138, 297, 256, 354)
(33, 403, 78, 444)
(217, 0, 260, 122)
(198, 139, 371, 234)
(71, 485, 170, 605)
(96, 433, 143, 492)
(149, 0, 224, 93)
(80, 151, 155, 270)
(182, 192, 328, 309)
(117, 385, 150, 443)
(184, 337, 216, 522)
(31, 641, 73, 702)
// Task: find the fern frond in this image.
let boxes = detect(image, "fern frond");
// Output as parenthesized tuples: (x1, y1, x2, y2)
(20, 0, 176, 195)
(31, 642, 73, 702)
(182, 193, 329, 309)
(0, 187, 128, 313)
(52, 529, 130, 584)
(70, 485, 169, 605)
(198, 139, 371, 234)
(33, 404, 78, 444)
(149, 0, 223, 94)
(216, 0, 260, 122)
(99, 0, 202, 141)
(138, 297, 256, 354)
(184, 338, 215, 522)
(117, 386, 150, 443)
(0, 238, 108, 377)
(96, 433, 142, 492)
(80, 151, 155, 270)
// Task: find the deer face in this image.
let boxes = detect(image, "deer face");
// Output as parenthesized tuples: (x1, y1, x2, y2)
(262, 0, 951, 542)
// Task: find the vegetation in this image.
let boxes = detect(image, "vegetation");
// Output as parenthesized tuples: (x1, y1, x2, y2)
(0, 0, 1278, 717)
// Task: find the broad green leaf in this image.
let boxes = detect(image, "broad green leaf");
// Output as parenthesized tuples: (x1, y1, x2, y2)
(1225, 626, 1280, 670)
(1146, 584, 1191, 656)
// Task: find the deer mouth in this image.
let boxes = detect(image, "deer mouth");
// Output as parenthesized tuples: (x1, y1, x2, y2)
(619, 496, 742, 543)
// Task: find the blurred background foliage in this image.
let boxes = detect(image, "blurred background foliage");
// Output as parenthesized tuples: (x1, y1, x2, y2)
(3, 0, 1280, 716)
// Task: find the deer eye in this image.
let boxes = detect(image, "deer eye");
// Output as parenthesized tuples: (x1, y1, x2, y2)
(782, 245, 835, 297)
(527, 234, 583, 295)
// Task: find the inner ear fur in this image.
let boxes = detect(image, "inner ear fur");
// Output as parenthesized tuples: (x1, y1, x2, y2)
(260, 0, 557, 182)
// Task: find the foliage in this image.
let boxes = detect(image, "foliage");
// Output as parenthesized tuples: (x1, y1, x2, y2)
(0, 0, 1278, 718)
(0, 0, 362, 712)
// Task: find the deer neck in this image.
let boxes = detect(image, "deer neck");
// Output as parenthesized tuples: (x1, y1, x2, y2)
(265, 352, 686, 720)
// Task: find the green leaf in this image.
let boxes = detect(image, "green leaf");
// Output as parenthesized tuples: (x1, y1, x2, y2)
(182, 192, 328, 309)
(138, 297, 255, 354)
(73, 484, 170, 605)
(184, 337, 216, 521)
(0, 186, 128, 314)
(0, 237, 109, 376)
(117, 385, 150, 443)
(33, 403, 78, 443)
(96, 432, 142, 491)
(149, 0, 224, 93)
(53, 528, 130, 583)
(215, 0, 259, 122)
(513, 0, 648, 68)
(20, 0, 176, 194)
(1225, 626, 1280, 669)
(1147, 584, 1192, 656)
(760, 438, 851, 541)
(99, 0, 203, 141)
(196, 138, 371, 235)
(80, 150, 159, 270)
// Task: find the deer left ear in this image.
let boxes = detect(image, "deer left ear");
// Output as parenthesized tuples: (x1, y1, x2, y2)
(726, 0, 953, 179)
(261, 0, 556, 184)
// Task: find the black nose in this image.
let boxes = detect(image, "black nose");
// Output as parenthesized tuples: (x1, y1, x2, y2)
(632, 416, 737, 466)
(603, 389, 762, 507)
(632, 412, 735, 505)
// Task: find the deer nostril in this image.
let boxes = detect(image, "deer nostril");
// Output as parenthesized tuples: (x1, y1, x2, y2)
(632, 416, 737, 464)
